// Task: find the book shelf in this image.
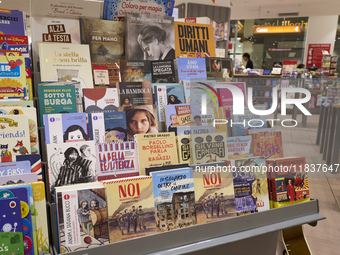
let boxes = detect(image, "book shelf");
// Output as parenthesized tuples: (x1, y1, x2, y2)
(49, 199, 324, 255)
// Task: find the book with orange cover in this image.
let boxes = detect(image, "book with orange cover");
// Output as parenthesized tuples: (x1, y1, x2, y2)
(251, 132, 283, 160)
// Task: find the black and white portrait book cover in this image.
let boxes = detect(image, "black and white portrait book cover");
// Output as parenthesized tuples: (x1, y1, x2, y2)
(125, 13, 174, 61)
(47, 141, 97, 198)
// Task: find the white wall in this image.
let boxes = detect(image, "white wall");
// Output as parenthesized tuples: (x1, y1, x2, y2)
(303, 15, 338, 64)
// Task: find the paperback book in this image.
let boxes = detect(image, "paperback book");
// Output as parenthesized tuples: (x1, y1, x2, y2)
(226, 136, 253, 159)
(83, 88, 119, 113)
(170, 125, 215, 136)
(144, 164, 189, 176)
(177, 135, 190, 165)
(103, 176, 156, 242)
(151, 168, 196, 231)
(119, 60, 152, 82)
(116, 82, 152, 106)
(151, 60, 176, 83)
(174, 58, 207, 82)
(252, 132, 283, 159)
(0, 8, 27, 35)
(206, 57, 233, 81)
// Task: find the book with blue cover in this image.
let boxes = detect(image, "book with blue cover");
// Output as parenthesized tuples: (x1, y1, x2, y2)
(44, 113, 88, 144)
(151, 168, 196, 231)
(175, 58, 207, 82)
(0, 8, 27, 35)
(0, 161, 31, 177)
(89, 111, 127, 144)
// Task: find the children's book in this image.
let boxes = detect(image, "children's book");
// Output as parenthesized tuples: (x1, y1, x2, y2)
(118, 60, 152, 82)
(0, 232, 24, 255)
(116, 82, 152, 106)
(135, 132, 178, 175)
(0, 8, 27, 35)
(44, 113, 88, 144)
(0, 161, 32, 177)
(226, 136, 253, 159)
(0, 173, 37, 185)
(88, 111, 127, 144)
(0, 35, 29, 57)
(83, 88, 119, 113)
(96, 142, 139, 181)
(252, 132, 283, 160)
(0, 197, 23, 232)
(191, 132, 228, 165)
(55, 183, 109, 253)
(151, 168, 196, 231)
(0, 115, 31, 156)
(103, 176, 156, 242)
(193, 162, 237, 224)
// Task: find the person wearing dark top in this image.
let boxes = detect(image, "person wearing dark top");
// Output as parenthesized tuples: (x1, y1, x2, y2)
(243, 53, 254, 69)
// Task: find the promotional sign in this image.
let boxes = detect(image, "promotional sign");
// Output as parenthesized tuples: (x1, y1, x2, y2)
(254, 25, 300, 34)
(306, 44, 331, 68)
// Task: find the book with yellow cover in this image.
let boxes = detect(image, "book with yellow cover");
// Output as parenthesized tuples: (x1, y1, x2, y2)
(177, 134, 190, 165)
(193, 162, 236, 224)
(134, 132, 178, 175)
(103, 176, 156, 243)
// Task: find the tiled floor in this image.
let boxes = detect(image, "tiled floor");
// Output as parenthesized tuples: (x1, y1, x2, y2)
(273, 113, 340, 254)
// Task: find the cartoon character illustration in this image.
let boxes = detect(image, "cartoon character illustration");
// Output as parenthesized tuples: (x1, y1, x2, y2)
(12, 140, 29, 155)
(104, 127, 127, 143)
(1, 144, 11, 156)
(63, 125, 88, 143)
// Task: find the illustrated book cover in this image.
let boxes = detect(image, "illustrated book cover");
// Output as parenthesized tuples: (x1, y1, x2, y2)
(0, 8, 26, 36)
(0, 34, 29, 57)
(251, 132, 283, 160)
(177, 135, 190, 165)
(226, 136, 253, 159)
(83, 88, 119, 113)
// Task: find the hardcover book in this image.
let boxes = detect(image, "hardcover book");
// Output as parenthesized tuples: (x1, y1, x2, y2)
(46, 141, 97, 198)
(83, 88, 119, 113)
(31, 16, 81, 72)
(252, 132, 283, 160)
(226, 136, 253, 159)
(0, 161, 31, 178)
(116, 82, 152, 106)
(119, 60, 152, 82)
(193, 163, 237, 224)
(55, 184, 109, 253)
(96, 142, 138, 181)
(125, 13, 174, 61)
(103, 176, 156, 242)
(44, 113, 88, 144)
(0, 115, 31, 156)
(0, 232, 24, 255)
(174, 21, 216, 58)
(0, 8, 27, 36)
(151, 168, 196, 231)
(174, 58, 207, 82)
(151, 60, 176, 83)
(177, 135, 190, 165)
(206, 57, 233, 81)
(88, 111, 127, 144)
(135, 132, 178, 175)
(39, 43, 94, 89)
(0, 197, 23, 233)
(38, 85, 77, 126)
(191, 132, 228, 165)
(103, 0, 175, 20)
(0, 34, 29, 56)
(80, 18, 125, 86)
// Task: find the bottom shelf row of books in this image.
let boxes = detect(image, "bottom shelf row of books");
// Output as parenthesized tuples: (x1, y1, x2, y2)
(54, 156, 310, 253)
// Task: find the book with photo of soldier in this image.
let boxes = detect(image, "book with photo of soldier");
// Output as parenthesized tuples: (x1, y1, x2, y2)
(119, 60, 152, 82)
(125, 13, 174, 61)
(193, 162, 236, 224)
(151, 168, 196, 231)
(151, 60, 176, 83)
(55, 183, 110, 253)
(103, 176, 156, 243)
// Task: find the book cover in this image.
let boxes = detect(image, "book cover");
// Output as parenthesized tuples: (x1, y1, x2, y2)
(135, 132, 178, 175)
(154, 83, 185, 123)
(0, 154, 42, 181)
(0, 161, 31, 177)
(226, 157, 270, 212)
(191, 132, 228, 165)
(0, 197, 23, 232)
(38, 85, 77, 126)
(252, 132, 283, 160)
(164, 103, 201, 132)
(231, 106, 268, 136)
(88, 112, 127, 144)
(226, 136, 252, 159)
(103, 0, 175, 20)
(0, 106, 39, 154)
(0, 232, 24, 255)
(46, 141, 97, 198)
(0, 55, 26, 96)
(55, 185, 109, 253)
(0, 49, 22, 56)
(117, 82, 152, 106)
(31, 16, 81, 72)
(170, 125, 215, 136)
(174, 58, 207, 82)
(151, 60, 176, 83)
(96, 142, 138, 181)
(39, 43, 94, 89)
(44, 113, 88, 144)
(103, 176, 156, 242)
(0, 185, 35, 255)
(151, 168, 196, 231)
(183, 80, 217, 108)
(31, 182, 50, 255)
(177, 135, 190, 165)
(119, 60, 152, 82)
(0, 8, 26, 36)
(174, 21, 216, 58)
(0, 173, 37, 185)
(80, 18, 124, 86)
(83, 88, 119, 113)
(125, 13, 174, 61)
(216, 82, 246, 118)
(0, 34, 29, 57)
(145, 164, 189, 176)
(246, 127, 277, 135)
(193, 163, 236, 224)
(0, 100, 34, 107)
(0, 115, 31, 155)
(206, 57, 233, 81)
(120, 105, 158, 140)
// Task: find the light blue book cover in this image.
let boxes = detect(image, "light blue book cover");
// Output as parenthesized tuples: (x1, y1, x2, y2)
(175, 58, 207, 81)
(151, 168, 196, 231)
(164, 103, 200, 132)
(0, 160, 31, 177)
(44, 113, 88, 144)
(89, 111, 127, 144)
